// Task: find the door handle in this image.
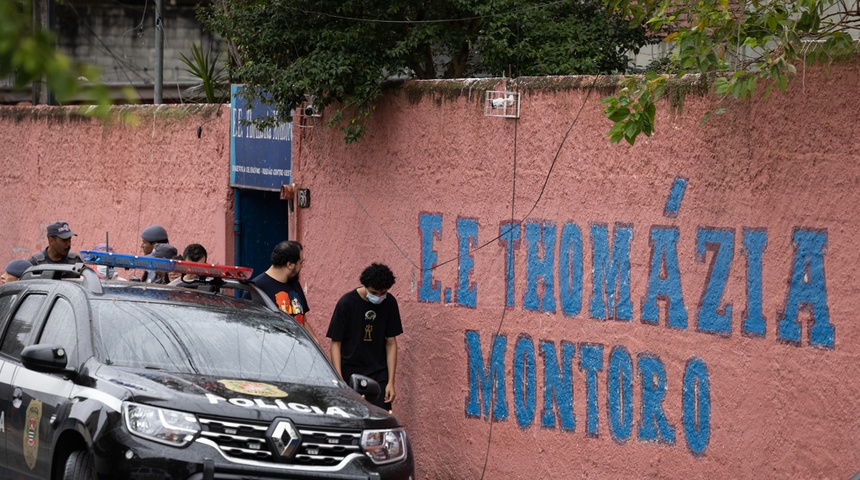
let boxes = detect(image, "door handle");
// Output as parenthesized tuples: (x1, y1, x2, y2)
(12, 387, 22, 409)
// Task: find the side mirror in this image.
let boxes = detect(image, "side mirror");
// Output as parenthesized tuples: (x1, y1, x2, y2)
(21, 344, 71, 375)
(349, 374, 381, 404)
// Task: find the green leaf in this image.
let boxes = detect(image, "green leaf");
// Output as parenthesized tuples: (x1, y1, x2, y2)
(608, 107, 631, 122)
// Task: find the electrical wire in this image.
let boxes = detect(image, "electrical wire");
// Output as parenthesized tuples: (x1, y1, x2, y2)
(118, 0, 149, 56)
(306, 111, 420, 269)
(473, 78, 597, 478)
(477, 76, 521, 480)
(70, 9, 149, 79)
(306, 73, 597, 480)
(287, 29, 600, 480)
(61, 2, 151, 87)
(426, 78, 597, 274)
(300, 74, 598, 274)
(289, 0, 570, 24)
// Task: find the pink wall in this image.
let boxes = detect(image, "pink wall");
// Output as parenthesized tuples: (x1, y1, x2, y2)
(0, 62, 858, 478)
(292, 63, 860, 478)
(0, 105, 234, 267)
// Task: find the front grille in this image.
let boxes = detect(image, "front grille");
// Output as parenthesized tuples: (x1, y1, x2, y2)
(291, 429, 362, 466)
(198, 417, 362, 467)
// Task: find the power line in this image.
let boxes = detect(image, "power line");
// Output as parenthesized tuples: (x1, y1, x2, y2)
(304, 75, 598, 274)
(288, 0, 571, 25)
(62, 2, 151, 86)
(292, 35, 599, 480)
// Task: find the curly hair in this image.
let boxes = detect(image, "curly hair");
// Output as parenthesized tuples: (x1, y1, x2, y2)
(359, 263, 395, 290)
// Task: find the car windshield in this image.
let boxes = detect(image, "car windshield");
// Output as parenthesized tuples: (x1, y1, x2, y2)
(90, 299, 337, 386)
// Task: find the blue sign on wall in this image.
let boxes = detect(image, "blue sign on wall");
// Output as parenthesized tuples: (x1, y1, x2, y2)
(230, 85, 292, 191)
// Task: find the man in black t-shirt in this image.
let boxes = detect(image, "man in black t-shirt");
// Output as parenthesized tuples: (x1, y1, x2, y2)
(326, 263, 402, 411)
(250, 241, 319, 344)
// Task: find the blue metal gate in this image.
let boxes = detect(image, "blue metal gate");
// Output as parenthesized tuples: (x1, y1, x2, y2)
(234, 189, 289, 278)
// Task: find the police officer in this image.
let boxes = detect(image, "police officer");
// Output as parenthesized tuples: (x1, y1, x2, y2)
(149, 243, 178, 284)
(140, 225, 169, 282)
(1, 259, 33, 283)
(29, 221, 84, 266)
(140, 225, 169, 255)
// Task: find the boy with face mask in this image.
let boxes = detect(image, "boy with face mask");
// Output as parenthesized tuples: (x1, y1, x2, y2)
(326, 263, 402, 412)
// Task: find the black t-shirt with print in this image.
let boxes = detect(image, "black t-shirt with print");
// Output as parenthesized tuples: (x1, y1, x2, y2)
(326, 289, 402, 383)
(251, 273, 309, 325)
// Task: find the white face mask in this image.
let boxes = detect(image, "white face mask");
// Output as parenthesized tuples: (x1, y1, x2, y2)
(365, 292, 386, 304)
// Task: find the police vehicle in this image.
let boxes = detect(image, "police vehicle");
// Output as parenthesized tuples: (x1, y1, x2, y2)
(0, 252, 413, 479)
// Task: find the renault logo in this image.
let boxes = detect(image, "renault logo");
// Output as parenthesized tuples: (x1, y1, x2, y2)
(269, 419, 301, 458)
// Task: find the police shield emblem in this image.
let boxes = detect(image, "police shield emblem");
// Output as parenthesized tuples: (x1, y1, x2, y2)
(24, 399, 42, 470)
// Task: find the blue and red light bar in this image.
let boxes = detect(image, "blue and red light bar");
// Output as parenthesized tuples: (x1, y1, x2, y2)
(80, 251, 253, 280)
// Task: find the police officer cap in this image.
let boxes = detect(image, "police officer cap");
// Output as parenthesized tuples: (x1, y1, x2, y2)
(141, 225, 169, 243)
(5, 259, 32, 278)
(151, 243, 178, 259)
(47, 221, 76, 239)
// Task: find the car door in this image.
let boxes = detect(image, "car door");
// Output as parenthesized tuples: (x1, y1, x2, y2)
(0, 290, 50, 479)
(7, 292, 79, 479)
(0, 288, 23, 477)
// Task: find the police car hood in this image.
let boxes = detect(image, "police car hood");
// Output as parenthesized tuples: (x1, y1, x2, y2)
(94, 365, 397, 429)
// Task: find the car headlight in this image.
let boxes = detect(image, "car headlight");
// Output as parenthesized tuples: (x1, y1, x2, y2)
(360, 428, 407, 464)
(123, 402, 200, 447)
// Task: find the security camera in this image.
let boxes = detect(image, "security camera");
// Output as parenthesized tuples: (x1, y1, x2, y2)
(491, 95, 514, 109)
(304, 105, 316, 116)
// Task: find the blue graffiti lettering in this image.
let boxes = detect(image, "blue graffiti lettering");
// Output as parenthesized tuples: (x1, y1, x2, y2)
(465, 330, 508, 420)
(419, 213, 442, 303)
(741, 229, 767, 336)
(638, 354, 676, 444)
(540, 340, 576, 430)
(579, 343, 604, 437)
(642, 227, 688, 329)
(514, 335, 536, 427)
(696, 228, 734, 335)
(607, 346, 634, 442)
(465, 332, 710, 456)
(500, 221, 522, 307)
(457, 218, 478, 307)
(590, 223, 633, 321)
(558, 223, 583, 317)
(524, 222, 556, 312)
(427, 214, 833, 350)
(779, 229, 834, 348)
(683, 357, 710, 455)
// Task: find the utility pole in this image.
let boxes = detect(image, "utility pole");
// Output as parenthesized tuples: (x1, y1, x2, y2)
(32, 0, 55, 104)
(154, 0, 163, 103)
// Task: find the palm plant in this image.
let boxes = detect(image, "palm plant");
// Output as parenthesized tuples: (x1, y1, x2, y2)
(179, 43, 228, 103)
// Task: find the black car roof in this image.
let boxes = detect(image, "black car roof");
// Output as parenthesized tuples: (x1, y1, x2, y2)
(16, 263, 278, 311)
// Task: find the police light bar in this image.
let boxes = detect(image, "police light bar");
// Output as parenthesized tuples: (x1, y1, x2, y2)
(80, 251, 253, 280)
(173, 260, 253, 280)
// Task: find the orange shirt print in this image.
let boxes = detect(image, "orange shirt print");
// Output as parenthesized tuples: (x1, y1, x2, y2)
(275, 291, 305, 326)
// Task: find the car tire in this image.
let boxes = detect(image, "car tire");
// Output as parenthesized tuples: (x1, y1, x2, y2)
(63, 450, 97, 480)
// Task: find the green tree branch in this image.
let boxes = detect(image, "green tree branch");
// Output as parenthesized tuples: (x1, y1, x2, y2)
(601, 0, 860, 145)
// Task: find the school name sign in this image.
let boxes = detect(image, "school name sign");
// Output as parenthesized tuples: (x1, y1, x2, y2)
(417, 213, 833, 456)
